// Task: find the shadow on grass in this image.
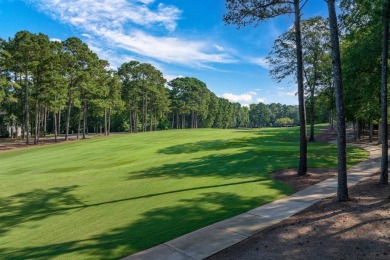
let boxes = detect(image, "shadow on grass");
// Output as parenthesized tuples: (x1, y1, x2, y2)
(157, 136, 277, 155)
(129, 146, 339, 180)
(144, 129, 343, 180)
(157, 131, 295, 155)
(0, 179, 268, 237)
(0, 191, 279, 260)
(0, 186, 84, 236)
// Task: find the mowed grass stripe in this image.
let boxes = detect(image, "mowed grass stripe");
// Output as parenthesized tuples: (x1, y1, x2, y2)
(0, 127, 367, 259)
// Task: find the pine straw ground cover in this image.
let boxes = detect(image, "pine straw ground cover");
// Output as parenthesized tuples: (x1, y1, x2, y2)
(209, 130, 390, 260)
(0, 127, 366, 259)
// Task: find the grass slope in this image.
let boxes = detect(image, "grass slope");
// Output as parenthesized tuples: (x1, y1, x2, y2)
(0, 127, 367, 259)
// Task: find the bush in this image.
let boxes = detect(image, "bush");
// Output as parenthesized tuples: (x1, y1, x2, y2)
(275, 117, 294, 127)
(158, 119, 170, 130)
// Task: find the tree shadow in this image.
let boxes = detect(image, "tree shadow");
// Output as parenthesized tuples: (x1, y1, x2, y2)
(128, 146, 338, 180)
(0, 185, 84, 236)
(157, 135, 278, 155)
(207, 178, 390, 259)
(147, 129, 345, 181)
(0, 191, 279, 259)
(157, 130, 294, 155)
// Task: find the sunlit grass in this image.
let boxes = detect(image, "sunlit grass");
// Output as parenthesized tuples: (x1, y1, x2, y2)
(0, 126, 367, 259)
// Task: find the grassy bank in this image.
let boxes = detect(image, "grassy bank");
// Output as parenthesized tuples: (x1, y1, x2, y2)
(0, 127, 367, 259)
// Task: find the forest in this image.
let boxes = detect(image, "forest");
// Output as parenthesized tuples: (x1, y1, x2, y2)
(0, 32, 304, 142)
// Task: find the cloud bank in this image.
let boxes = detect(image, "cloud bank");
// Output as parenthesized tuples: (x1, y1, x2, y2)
(222, 91, 266, 105)
(25, 0, 235, 68)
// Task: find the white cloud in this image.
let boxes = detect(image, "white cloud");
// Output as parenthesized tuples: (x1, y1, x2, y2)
(222, 92, 253, 103)
(138, 0, 155, 4)
(99, 29, 235, 67)
(27, 0, 181, 31)
(164, 74, 183, 82)
(84, 41, 137, 68)
(25, 0, 234, 68)
(49, 38, 61, 42)
(256, 98, 265, 103)
(247, 91, 257, 96)
(81, 33, 92, 39)
(248, 57, 269, 70)
(214, 44, 225, 51)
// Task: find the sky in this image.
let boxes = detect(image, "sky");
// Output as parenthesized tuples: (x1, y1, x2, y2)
(0, 0, 330, 106)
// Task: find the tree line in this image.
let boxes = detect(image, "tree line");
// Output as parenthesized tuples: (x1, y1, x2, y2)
(0, 31, 301, 143)
(224, 0, 390, 201)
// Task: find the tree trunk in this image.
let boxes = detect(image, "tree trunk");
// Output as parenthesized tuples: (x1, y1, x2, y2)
(171, 112, 175, 129)
(176, 111, 179, 129)
(150, 109, 153, 132)
(330, 109, 334, 129)
(77, 108, 82, 140)
(132, 104, 136, 133)
(135, 110, 138, 133)
(104, 108, 107, 136)
(19, 75, 25, 139)
(22, 115, 25, 139)
(330, 82, 335, 130)
(54, 111, 57, 143)
(58, 110, 61, 136)
(309, 88, 315, 142)
(65, 98, 72, 141)
(108, 107, 111, 135)
(356, 119, 361, 140)
(145, 99, 148, 132)
(142, 98, 145, 132)
(327, 0, 348, 201)
(43, 106, 47, 137)
(128, 109, 133, 133)
(369, 120, 373, 143)
(25, 71, 30, 145)
(34, 99, 39, 145)
(294, 0, 307, 176)
(142, 92, 146, 132)
(380, 0, 390, 185)
(82, 104, 87, 139)
(154, 110, 157, 131)
(191, 110, 194, 128)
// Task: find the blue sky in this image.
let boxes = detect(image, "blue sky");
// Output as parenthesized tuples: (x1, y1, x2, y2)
(0, 0, 329, 105)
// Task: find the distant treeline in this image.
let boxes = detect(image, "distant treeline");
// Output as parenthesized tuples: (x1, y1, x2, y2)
(0, 31, 303, 142)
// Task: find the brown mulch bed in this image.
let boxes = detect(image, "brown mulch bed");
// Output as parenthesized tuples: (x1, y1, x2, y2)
(208, 126, 390, 259)
(208, 175, 390, 260)
(270, 168, 337, 192)
(315, 125, 338, 143)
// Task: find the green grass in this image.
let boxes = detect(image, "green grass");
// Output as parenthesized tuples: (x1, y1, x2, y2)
(0, 127, 367, 259)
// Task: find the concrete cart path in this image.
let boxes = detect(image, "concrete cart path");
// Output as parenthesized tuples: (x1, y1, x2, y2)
(124, 144, 382, 260)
